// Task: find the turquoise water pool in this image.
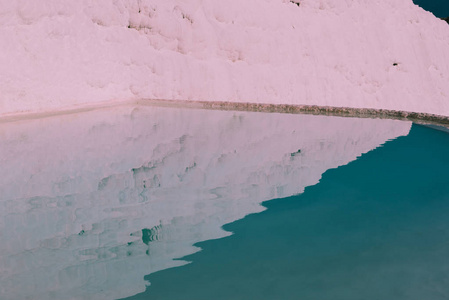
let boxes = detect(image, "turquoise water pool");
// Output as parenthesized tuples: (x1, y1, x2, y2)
(0, 106, 447, 299)
(128, 123, 449, 300)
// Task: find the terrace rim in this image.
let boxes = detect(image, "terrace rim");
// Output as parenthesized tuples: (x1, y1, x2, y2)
(1, 99, 449, 128)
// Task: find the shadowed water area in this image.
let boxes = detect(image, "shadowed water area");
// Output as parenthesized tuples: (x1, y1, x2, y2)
(413, 0, 449, 18)
(127, 124, 449, 300)
(0, 105, 448, 299)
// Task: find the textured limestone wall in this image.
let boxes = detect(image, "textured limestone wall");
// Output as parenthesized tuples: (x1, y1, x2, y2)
(0, 0, 448, 116)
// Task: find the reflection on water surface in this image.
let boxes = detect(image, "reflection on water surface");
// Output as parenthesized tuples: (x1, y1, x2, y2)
(0, 106, 412, 299)
(131, 124, 449, 300)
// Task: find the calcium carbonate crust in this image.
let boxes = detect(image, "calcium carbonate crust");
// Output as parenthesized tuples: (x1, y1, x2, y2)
(138, 99, 449, 126)
(0, 0, 448, 117)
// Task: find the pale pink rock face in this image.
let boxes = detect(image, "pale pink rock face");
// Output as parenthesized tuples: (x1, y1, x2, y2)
(0, 0, 448, 116)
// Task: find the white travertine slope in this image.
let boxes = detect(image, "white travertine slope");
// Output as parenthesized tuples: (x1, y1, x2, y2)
(0, 105, 411, 299)
(0, 0, 448, 116)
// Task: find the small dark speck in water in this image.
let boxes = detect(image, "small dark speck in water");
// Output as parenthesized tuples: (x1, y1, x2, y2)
(78, 230, 85, 236)
(291, 149, 301, 157)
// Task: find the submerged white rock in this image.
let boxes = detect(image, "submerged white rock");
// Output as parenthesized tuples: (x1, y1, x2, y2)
(0, 0, 448, 116)
(0, 105, 411, 299)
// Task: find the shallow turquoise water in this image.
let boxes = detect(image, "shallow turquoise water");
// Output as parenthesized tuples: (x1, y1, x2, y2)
(126, 124, 449, 300)
(1, 107, 448, 299)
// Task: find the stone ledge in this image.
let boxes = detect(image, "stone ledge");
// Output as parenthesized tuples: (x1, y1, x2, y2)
(2, 98, 448, 128)
(137, 99, 449, 128)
